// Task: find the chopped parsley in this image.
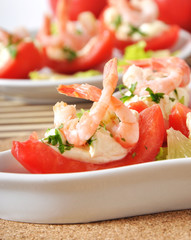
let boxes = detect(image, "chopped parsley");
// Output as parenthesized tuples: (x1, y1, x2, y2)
(44, 129, 73, 154)
(7, 45, 17, 59)
(87, 136, 96, 146)
(112, 15, 122, 29)
(129, 25, 147, 37)
(6, 35, 19, 59)
(174, 89, 184, 104)
(117, 83, 137, 103)
(179, 96, 184, 104)
(174, 89, 178, 97)
(169, 97, 175, 102)
(63, 47, 77, 61)
(145, 87, 164, 103)
(132, 152, 136, 158)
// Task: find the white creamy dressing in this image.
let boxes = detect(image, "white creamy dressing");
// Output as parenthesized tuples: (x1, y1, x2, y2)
(43, 127, 128, 164)
(0, 43, 11, 68)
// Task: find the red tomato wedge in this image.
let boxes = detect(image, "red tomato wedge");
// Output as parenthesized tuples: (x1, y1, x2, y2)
(113, 24, 180, 52)
(169, 103, 191, 137)
(155, 0, 191, 32)
(11, 105, 165, 174)
(49, 0, 107, 20)
(127, 101, 148, 113)
(0, 41, 43, 79)
(42, 27, 114, 74)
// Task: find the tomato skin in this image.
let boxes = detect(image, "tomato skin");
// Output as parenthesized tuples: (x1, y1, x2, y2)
(114, 25, 180, 52)
(169, 103, 191, 137)
(0, 41, 43, 79)
(42, 28, 114, 73)
(124, 104, 165, 165)
(49, 0, 107, 20)
(154, 0, 191, 32)
(11, 105, 165, 174)
(127, 101, 148, 113)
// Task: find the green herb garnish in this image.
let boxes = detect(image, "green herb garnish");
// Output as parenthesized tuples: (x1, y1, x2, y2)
(87, 137, 96, 146)
(112, 15, 122, 29)
(169, 97, 175, 102)
(145, 87, 164, 103)
(63, 47, 77, 61)
(132, 152, 136, 158)
(179, 96, 185, 104)
(44, 129, 73, 154)
(118, 82, 137, 103)
(7, 45, 17, 58)
(129, 25, 147, 37)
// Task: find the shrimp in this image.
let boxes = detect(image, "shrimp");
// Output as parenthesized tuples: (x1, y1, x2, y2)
(58, 83, 139, 150)
(37, 0, 98, 51)
(0, 28, 29, 45)
(108, 0, 158, 27)
(122, 57, 191, 96)
(54, 58, 118, 147)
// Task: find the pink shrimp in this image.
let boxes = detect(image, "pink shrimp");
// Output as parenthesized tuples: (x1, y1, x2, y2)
(58, 84, 139, 150)
(54, 58, 118, 147)
(0, 28, 29, 45)
(108, 0, 158, 26)
(122, 57, 191, 96)
(37, 0, 98, 51)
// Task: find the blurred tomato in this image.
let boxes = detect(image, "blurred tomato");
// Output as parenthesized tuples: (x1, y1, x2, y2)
(155, 0, 191, 32)
(49, 0, 107, 20)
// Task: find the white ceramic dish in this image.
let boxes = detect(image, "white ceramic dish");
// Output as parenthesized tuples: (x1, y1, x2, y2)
(0, 75, 105, 104)
(0, 29, 190, 104)
(1, 150, 191, 224)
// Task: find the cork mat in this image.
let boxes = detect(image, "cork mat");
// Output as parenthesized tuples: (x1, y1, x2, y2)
(1, 100, 191, 239)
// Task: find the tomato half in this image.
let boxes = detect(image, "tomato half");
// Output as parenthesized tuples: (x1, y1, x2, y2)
(113, 24, 180, 52)
(0, 41, 43, 79)
(42, 27, 114, 73)
(169, 103, 191, 137)
(11, 104, 165, 174)
(49, 0, 107, 20)
(154, 0, 191, 32)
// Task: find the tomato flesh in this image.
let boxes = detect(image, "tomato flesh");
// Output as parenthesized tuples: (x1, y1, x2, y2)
(11, 105, 165, 174)
(154, 0, 191, 32)
(169, 103, 191, 137)
(49, 0, 107, 20)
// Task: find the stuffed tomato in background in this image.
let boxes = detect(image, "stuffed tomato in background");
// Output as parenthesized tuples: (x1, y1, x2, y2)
(37, 0, 114, 74)
(101, 0, 180, 53)
(0, 28, 43, 79)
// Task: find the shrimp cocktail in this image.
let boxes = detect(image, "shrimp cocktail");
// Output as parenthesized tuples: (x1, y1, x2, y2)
(11, 56, 191, 174)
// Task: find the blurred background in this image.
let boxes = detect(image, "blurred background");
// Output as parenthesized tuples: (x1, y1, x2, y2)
(0, 0, 50, 32)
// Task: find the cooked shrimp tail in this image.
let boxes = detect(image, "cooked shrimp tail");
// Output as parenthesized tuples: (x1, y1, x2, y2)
(55, 58, 118, 147)
(123, 57, 190, 95)
(58, 73, 139, 151)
